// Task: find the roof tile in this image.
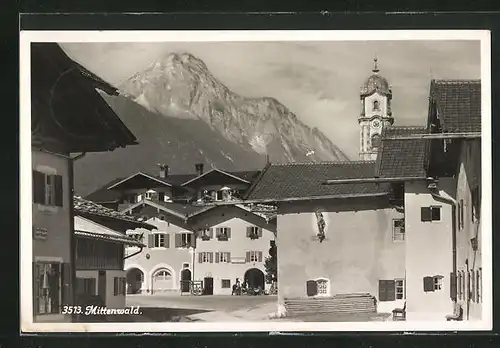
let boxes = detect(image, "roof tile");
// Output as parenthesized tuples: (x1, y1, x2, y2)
(246, 161, 391, 201)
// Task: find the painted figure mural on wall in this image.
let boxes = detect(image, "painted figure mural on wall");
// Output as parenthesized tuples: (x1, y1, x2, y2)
(315, 210, 326, 243)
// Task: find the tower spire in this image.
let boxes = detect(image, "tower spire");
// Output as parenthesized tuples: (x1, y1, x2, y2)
(372, 57, 379, 73)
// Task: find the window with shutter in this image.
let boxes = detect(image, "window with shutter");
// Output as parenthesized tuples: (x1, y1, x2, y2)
(32, 170, 45, 204)
(431, 206, 441, 221)
(306, 280, 318, 297)
(392, 219, 405, 242)
(421, 207, 431, 222)
(54, 175, 63, 207)
(395, 279, 405, 300)
(423, 276, 434, 292)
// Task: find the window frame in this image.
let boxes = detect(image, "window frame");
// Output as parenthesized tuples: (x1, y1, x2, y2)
(34, 261, 62, 315)
(221, 279, 231, 289)
(421, 205, 442, 222)
(153, 233, 167, 248)
(395, 278, 405, 300)
(392, 218, 405, 242)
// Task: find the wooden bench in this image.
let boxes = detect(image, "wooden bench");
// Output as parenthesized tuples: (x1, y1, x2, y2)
(392, 302, 406, 321)
(446, 304, 463, 321)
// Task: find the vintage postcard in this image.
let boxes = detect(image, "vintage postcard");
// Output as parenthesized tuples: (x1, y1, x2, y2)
(20, 29, 491, 333)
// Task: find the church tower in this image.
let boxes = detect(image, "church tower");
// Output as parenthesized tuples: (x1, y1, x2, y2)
(359, 58, 394, 161)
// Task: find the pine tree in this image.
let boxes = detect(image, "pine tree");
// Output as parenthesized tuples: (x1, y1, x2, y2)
(264, 241, 277, 284)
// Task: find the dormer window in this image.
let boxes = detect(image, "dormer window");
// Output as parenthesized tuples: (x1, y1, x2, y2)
(372, 100, 380, 111)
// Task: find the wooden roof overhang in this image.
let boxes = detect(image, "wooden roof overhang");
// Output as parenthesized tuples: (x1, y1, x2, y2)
(31, 43, 138, 153)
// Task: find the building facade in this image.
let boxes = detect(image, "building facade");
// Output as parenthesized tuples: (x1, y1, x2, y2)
(86, 164, 277, 295)
(30, 43, 138, 323)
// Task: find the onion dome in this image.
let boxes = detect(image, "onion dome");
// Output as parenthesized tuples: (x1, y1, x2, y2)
(360, 58, 392, 97)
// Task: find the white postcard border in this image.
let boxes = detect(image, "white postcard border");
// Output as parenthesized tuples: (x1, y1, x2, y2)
(20, 29, 492, 333)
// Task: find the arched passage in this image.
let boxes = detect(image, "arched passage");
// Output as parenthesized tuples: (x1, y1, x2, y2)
(126, 268, 144, 294)
(244, 268, 265, 290)
(180, 268, 192, 293)
(152, 268, 174, 293)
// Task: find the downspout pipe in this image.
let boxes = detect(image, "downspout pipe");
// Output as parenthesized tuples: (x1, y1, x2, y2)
(68, 152, 86, 322)
(427, 179, 460, 318)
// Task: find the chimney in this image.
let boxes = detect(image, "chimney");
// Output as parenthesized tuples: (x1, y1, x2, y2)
(158, 164, 169, 178)
(195, 163, 204, 176)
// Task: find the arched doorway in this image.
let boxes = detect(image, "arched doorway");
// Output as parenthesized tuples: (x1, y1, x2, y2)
(180, 269, 192, 293)
(244, 268, 265, 290)
(152, 268, 174, 293)
(126, 268, 144, 294)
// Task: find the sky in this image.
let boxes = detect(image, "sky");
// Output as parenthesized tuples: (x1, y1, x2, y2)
(61, 40, 481, 159)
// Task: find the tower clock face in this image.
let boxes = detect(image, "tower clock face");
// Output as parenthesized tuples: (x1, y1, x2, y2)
(372, 119, 381, 129)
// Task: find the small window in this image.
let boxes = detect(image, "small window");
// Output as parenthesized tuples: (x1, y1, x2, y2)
(221, 279, 231, 289)
(181, 233, 192, 247)
(248, 251, 262, 263)
(392, 219, 405, 242)
(421, 206, 441, 222)
(247, 226, 262, 240)
(198, 252, 213, 264)
(215, 252, 230, 263)
(373, 100, 380, 111)
(113, 277, 126, 296)
(216, 227, 230, 241)
(158, 215, 166, 221)
(433, 276, 443, 290)
(154, 234, 166, 248)
(199, 228, 212, 240)
(423, 275, 443, 292)
(317, 279, 328, 295)
(32, 170, 63, 207)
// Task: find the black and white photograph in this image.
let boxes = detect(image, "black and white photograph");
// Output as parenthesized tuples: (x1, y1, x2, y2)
(20, 30, 491, 332)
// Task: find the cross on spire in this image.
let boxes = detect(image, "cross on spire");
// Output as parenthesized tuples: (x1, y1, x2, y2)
(372, 57, 379, 73)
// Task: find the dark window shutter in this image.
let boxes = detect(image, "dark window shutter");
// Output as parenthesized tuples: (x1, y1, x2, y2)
(227, 228, 232, 238)
(158, 192, 165, 201)
(32, 170, 45, 204)
(306, 280, 318, 297)
(246, 251, 250, 263)
(423, 276, 434, 292)
(148, 234, 154, 248)
(246, 227, 252, 238)
(450, 272, 457, 300)
(216, 228, 221, 237)
(164, 234, 170, 248)
(258, 251, 263, 262)
(209, 252, 214, 263)
(421, 207, 431, 222)
(431, 207, 441, 221)
(209, 228, 213, 238)
(61, 262, 72, 306)
(54, 175, 63, 207)
(386, 280, 396, 301)
(198, 252, 203, 263)
(258, 228, 263, 238)
(175, 233, 182, 247)
(215, 252, 220, 263)
(378, 280, 388, 301)
(114, 277, 118, 296)
(227, 252, 231, 263)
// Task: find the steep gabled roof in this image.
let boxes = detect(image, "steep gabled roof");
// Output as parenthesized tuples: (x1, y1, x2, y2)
(430, 79, 481, 133)
(31, 43, 138, 152)
(120, 199, 214, 220)
(375, 126, 429, 179)
(245, 161, 390, 202)
(74, 196, 155, 230)
(106, 172, 172, 190)
(181, 168, 254, 187)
